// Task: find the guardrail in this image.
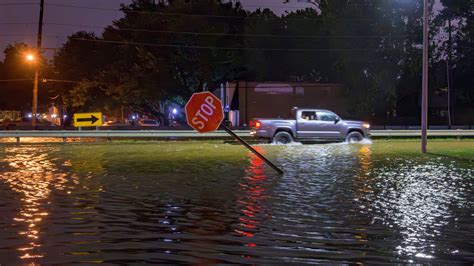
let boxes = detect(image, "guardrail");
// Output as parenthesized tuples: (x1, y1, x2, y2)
(1, 124, 474, 131)
(371, 129, 474, 137)
(0, 130, 248, 141)
(0, 129, 473, 143)
(371, 125, 473, 130)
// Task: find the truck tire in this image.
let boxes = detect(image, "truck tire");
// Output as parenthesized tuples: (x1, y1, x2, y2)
(346, 131, 364, 143)
(273, 131, 294, 144)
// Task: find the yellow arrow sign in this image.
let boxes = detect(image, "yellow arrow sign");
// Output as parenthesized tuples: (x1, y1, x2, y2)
(73, 112, 103, 127)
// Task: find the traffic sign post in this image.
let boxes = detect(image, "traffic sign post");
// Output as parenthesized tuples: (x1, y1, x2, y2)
(73, 112, 103, 127)
(220, 124, 283, 174)
(185, 92, 283, 174)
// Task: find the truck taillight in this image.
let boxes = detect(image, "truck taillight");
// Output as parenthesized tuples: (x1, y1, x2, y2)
(250, 120, 261, 129)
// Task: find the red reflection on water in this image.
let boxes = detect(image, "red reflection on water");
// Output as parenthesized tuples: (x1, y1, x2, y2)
(235, 146, 271, 249)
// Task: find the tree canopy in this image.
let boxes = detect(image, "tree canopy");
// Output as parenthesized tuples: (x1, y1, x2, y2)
(1, 0, 473, 124)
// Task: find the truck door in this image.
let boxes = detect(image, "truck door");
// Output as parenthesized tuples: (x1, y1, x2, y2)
(315, 111, 343, 139)
(296, 111, 322, 139)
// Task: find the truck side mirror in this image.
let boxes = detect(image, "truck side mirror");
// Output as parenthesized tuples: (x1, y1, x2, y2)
(334, 117, 340, 124)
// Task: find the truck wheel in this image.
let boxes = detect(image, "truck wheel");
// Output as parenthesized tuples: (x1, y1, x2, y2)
(273, 131, 294, 144)
(346, 131, 364, 143)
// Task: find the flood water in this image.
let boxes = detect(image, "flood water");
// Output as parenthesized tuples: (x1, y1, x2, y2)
(0, 141, 472, 264)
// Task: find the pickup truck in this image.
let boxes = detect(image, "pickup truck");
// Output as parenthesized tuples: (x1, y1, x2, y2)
(249, 108, 370, 143)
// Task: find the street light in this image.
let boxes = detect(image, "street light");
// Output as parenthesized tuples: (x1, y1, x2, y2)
(26, 53, 35, 62)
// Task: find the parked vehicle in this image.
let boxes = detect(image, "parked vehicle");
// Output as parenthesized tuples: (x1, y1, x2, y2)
(250, 108, 370, 143)
(103, 120, 129, 127)
(138, 119, 161, 127)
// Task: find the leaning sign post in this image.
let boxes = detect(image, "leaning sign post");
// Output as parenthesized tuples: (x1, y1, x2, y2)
(185, 92, 283, 174)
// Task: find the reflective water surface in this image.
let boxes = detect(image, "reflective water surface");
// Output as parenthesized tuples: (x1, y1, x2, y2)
(0, 142, 472, 264)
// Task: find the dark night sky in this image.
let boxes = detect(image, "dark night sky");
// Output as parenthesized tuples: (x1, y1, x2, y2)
(0, 0, 314, 59)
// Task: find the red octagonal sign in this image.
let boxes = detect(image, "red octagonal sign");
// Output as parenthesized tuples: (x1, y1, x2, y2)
(185, 92, 224, 133)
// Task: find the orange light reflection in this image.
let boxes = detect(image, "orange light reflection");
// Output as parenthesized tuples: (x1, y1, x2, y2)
(1, 147, 67, 262)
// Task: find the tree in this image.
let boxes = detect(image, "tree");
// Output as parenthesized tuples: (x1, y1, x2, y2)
(50, 0, 473, 125)
(0, 43, 52, 112)
(56, 0, 249, 124)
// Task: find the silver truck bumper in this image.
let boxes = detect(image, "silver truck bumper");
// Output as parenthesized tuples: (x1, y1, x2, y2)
(250, 129, 272, 139)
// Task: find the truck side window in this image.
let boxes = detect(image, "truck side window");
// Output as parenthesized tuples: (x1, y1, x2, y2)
(317, 111, 337, 121)
(301, 111, 317, 120)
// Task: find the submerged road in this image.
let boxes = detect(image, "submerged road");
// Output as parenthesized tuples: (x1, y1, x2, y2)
(0, 141, 472, 264)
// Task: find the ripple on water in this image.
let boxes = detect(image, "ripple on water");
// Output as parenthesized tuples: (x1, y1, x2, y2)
(0, 143, 472, 264)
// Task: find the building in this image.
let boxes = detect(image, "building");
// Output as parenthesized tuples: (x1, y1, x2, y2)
(223, 82, 347, 126)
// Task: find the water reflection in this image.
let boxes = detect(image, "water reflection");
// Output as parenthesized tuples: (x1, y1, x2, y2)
(235, 147, 271, 248)
(369, 158, 472, 260)
(0, 147, 65, 262)
(352, 145, 373, 245)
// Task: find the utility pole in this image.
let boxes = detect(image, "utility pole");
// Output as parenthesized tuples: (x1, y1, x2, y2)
(421, 0, 429, 153)
(32, 0, 44, 127)
(447, 16, 453, 127)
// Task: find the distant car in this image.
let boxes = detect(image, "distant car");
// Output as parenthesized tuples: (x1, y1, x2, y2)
(139, 119, 160, 127)
(103, 120, 129, 127)
(169, 120, 180, 127)
(250, 108, 370, 144)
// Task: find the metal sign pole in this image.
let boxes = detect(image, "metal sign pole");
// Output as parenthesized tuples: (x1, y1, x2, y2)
(221, 124, 283, 175)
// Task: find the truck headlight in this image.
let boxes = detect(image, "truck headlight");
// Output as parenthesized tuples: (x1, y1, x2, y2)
(363, 123, 370, 129)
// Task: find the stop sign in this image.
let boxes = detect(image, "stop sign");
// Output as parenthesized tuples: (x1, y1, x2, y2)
(185, 92, 224, 133)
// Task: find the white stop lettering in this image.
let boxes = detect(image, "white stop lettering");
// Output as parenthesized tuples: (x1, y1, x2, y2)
(201, 104, 214, 116)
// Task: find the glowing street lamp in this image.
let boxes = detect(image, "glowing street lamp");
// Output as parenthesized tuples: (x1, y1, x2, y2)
(26, 53, 35, 62)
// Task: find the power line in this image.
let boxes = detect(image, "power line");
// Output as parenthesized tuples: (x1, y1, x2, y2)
(0, 1, 318, 10)
(1, 22, 456, 44)
(235, 3, 316, 9)
(0, 22, 38, 25)
(0, 3, 38, 6)
(0, 34, 60, 38)
(42, 78, 81, 83)
(0, 78, 80, 83)
(70, 37, 397, 52)
(39, 22, 407, 39)
(109, 29, 408, 39)
(44, 3, 375, 22)
(0, 22, 409, 39)
(0, 31, 408, 39)
(0, 79, 33, 82)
